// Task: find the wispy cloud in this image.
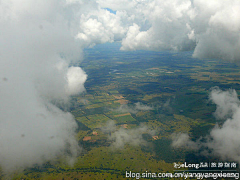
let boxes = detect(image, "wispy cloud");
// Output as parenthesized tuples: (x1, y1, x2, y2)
(171, 133, 201, 151)
(102, 121, 155, 149)
(115, 102, 153, 114)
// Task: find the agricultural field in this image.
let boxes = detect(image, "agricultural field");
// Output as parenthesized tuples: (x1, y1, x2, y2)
(10, 43, 240, 179)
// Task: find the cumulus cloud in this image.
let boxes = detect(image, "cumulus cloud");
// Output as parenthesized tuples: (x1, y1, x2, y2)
(102, 121, 154, 149)
(95, 0, 240, 61)
(66, 67, 87, 96)
(207, 88, 240, 162)
(120, 0, 195, 51)
(192, 0, 240, 61)
(45, 0, 240, 61)
(0, 0, 87, 173)
(209, 87, 239, 120)
(115, 102, 153, 114)
(172, 88, 240, 163)
(76, 7, 127, 47)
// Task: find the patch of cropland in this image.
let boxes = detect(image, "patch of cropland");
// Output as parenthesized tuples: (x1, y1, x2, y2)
(11, 43, 240, 179)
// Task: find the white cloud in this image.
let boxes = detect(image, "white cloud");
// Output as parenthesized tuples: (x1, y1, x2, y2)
(119, 0, 195, 51)
(96, 0, 240, 61)
(207, 88, 240, 162)
(172, 88, 240, 163)
(66, 66, 87, 96)
(192, 0, 240, 61)
(120, 23, 152, 51)
(209, 87, 239, 120)
(61, 0, 240, 61)
(135, 102, 153, 111)
(115, 102, 153, 114)
(76, 8, 127, 47)
(0, 0, 86, 173)
(102, 121, 154, 149)
(171, 133, 199, 150)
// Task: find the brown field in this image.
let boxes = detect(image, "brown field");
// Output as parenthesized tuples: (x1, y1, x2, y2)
(92, 131, 98, 136)
(116, 99, 129, 104)
(113, 95, 124, 99)
(121, 124, 128, 129)
(83, 136, 91, 141)
(114, 113, 131, 117)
